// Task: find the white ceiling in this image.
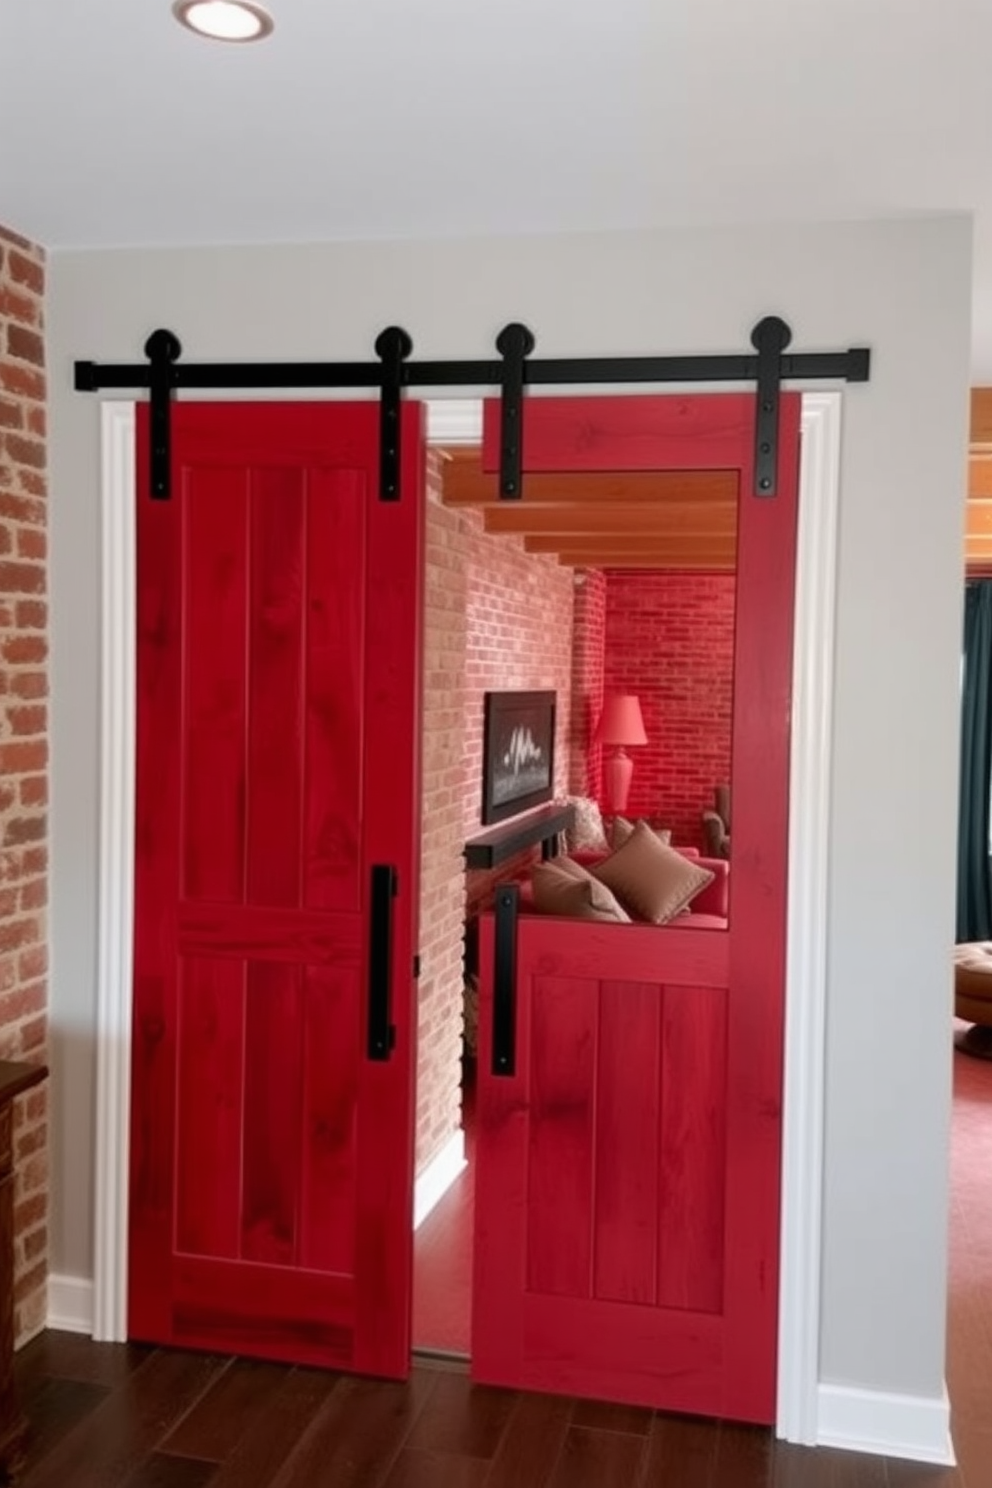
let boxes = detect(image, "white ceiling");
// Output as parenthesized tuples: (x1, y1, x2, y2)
(3, 0, 992, 373)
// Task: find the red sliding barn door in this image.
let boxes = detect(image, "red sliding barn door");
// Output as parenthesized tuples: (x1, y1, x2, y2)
(472, 394, 801, 1423)
(130, 402, 424, 1376)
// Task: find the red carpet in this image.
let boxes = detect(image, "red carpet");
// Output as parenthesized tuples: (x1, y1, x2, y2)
(412, 1074, 475, 1356)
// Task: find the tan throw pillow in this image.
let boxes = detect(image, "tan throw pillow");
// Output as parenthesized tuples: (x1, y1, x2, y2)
(591, 820, 714, 925)
(611, 816, 671, 850)
(531, 859, 631, 923)
(565, 796, 610, 854)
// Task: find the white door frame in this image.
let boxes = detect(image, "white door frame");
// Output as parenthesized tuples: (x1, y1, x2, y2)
(92, 392, 842, 1446)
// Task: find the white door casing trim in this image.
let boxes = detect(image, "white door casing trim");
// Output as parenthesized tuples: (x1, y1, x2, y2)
(92, 400, 137, 1343)
(91, 392, 841, 1446)
(777, 391, 841, 1443)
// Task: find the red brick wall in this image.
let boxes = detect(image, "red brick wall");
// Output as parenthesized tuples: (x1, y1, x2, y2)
(0, 225, 48, 1343)
(603, 572, 736, 848)
(569, 569, 606, 799)
(417, 454, 573, 1171)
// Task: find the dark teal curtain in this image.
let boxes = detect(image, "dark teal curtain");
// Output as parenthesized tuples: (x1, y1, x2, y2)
(957, 581, 992, 942)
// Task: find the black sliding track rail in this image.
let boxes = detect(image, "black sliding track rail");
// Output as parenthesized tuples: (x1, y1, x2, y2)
(74, 315, 870, 501)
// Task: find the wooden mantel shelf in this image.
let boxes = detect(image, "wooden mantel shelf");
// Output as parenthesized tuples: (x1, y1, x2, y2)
(0, 1060, 46, 1106)
(464, 802, 575, 870)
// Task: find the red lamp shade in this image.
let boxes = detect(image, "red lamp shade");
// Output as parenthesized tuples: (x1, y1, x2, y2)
(596, 695, 648, 814)
(596, 694, 648, 748)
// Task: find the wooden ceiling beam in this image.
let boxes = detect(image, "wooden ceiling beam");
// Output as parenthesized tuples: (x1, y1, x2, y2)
(438, 447, 738, 508)
(524, 539, 737, 574)
(971, 389, 992, 446)
(554, 551, 736, 571)
(966, 501, 992, 536)
(483, 501, 738, 538)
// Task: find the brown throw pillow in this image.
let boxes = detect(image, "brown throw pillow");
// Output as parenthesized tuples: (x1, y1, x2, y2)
(590, 820, 714, 925)
(612, 816, 671, 850)
(531, 859, 631, 923)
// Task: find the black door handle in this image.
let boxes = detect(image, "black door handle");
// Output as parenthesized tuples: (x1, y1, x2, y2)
(368, 865, 397, 1060)
(492, 884, 519, 1077)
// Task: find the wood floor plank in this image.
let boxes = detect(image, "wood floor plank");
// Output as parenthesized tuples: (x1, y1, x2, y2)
(715, 1423, 774, 1486)
(206, 1368, 342, 1488)
(485, 1393, 572, 1488)
(570, 1397, 654, 1436)
(404, 1371, 516, 1460)
(641, 1414, 717, 1487)
(19, 1349, 226, 1488)
(17, 1331, 154, 1390)
(772, 1441, 888, 1487)
(547, 1425, 646, 1488)
(380, 1449, 491, 1488)
(120, 1453, 219, 1488)
(269, 1370, 438, 1488)
(18, 1378, 111, 1473)
(161, 1358, 289, 1462)
(885, 1460, 965, 1488)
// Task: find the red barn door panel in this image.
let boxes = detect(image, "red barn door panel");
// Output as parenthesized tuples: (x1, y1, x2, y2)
(130, 401, 424, 1377)
(473, 393, 800, 1424)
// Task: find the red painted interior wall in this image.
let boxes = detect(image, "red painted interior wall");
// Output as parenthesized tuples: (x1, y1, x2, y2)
(602, 572, 736, 848)
(569, 569, 606, 799)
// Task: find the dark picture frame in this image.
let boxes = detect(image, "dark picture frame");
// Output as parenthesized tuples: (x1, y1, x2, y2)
(482, 690, 557, 825)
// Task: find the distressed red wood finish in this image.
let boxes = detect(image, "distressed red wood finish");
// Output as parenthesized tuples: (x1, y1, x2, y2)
(473, 394, 801, 1423)
(131, 402, 424, 1377)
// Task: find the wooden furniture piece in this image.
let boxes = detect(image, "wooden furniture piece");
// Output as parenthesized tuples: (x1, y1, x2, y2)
(0, 1058, 47, 1480)
(464, 802, 575, 870)
(953, 942, 992, 1058)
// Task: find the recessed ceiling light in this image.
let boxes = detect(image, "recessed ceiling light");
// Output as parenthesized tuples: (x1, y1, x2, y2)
(172, 0, 274, 42)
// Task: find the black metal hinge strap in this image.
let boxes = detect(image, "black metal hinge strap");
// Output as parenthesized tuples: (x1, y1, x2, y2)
(492, 883, 519, 1076)
(751, 316, 792, 498)
(144, 330, 182, 500)
(495, 323, 535, 500)
(375, 326, 413, 501)
(368, 864, 398, 1060)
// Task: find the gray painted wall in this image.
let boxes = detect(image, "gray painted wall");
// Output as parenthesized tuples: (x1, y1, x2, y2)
(46, 216, 971, 1401)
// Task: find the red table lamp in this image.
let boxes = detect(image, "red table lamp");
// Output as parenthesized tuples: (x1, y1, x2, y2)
(596, 694, 648, 814)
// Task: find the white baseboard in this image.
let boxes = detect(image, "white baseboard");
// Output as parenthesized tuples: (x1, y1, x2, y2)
(413, 1130, 467, 1231)
(47, 1274, 94, 1336)
(817, 1381, 955, 1466)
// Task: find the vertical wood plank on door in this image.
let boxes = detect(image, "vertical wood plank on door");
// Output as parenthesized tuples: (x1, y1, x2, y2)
(176, 958, 246, 1259)
(299, 964, 359, 1275)
(241, 964, 303, 1264)
(246, 470, 305, 909)
(353, 402, 424, 1378)
(657, 985, 728, 1314)
(721, 397, 800, 1419)
(527, 977, 597, 1300)
(304, 472, 365, 914)
(131, 413, 184, 1340)
(593, 981, 660, 1305)
(181, 469, 249, 903)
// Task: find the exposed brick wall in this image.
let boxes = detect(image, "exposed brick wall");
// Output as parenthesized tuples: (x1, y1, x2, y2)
(417, 452, 573, 1172)
(0, 224, 48, 1344)
(603, 572, 736, 848)
(569, 568, 606, 799)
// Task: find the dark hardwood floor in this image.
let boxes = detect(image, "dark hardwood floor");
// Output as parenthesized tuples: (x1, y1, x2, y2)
(5, 1332, 965, 1488)
(7, 1042, 989, 1487)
